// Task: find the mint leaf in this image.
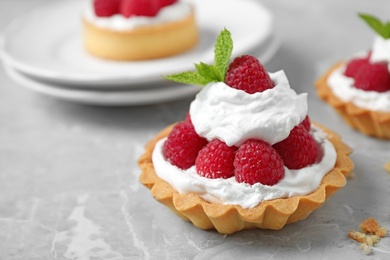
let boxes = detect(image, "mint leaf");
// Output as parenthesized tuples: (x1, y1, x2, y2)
(164, 28, 234, 86)
(164, 71, 209, 86)
(359, 13, 390, 39)
(195, 62, 220, 82)
(386, 22, 390, 36)
(214, 28, 233, 81)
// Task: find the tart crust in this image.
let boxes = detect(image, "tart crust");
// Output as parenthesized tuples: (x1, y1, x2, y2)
(83, 9, 198, 61)
(138, 123, 354, 234)
(316, 62, 390, 139)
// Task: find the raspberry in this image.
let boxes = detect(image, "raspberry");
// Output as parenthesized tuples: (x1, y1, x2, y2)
(344, 57, 370, 78)
(156, 0, 177, 8)
(120, 0, 159, 18)
(344, 52, 390, 93)
(163, 122, 207, 170)
(195, 140, 237, 179)
(93, 0, 121, 17)
(225, 55, 274, 94)
(234, 139, 285, 186)
(301, 115, 311, 131)
(353, 62, 390, 93)
(273, 124, 318, 170)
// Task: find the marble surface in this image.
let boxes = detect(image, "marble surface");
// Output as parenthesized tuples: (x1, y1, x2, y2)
(1, 0, 390, 259)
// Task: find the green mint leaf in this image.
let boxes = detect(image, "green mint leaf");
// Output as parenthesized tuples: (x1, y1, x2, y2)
(386, 22, 390, 37)
(164, 28, 234, 86)
(359, 13, 390, 39)
(164, 71, 209, 86)
(195, 62, 220, 82)
(214, 28, 233, 81)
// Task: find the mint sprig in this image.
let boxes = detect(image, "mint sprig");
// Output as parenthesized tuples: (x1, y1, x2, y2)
(359, 13, 390, 39)
(164, 28, 233, 86)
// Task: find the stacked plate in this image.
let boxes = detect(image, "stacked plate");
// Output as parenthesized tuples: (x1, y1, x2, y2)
(0, 0, 280, 106)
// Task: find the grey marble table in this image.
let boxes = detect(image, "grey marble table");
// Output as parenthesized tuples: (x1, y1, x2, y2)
(1, 0, 390, 259)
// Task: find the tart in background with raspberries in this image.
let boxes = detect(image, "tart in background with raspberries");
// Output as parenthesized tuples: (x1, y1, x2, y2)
(83, 0, 198, 60)
(138, 29, 354, 234)
(316, 13, 390, 139)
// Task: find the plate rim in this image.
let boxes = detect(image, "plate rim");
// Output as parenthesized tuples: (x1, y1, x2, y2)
(2, 34, 281, 106)
(3, 63, 202, 106)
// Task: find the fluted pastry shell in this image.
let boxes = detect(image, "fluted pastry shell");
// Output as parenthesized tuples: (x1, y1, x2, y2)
(83, 9, 198, 61)
(316, 62, 390, 139)
(138, 123, 353, 234)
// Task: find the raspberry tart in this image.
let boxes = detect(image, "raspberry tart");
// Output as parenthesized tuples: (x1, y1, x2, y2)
(316, 13, 390, 138)
(83, 0, 198, 60)
(139, 29, 354, 234)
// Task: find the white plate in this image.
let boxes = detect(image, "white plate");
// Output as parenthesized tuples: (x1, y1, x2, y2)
(0, 0, 274, 88)
(3, 34, 280, 106)
(3, 64, 201, 106)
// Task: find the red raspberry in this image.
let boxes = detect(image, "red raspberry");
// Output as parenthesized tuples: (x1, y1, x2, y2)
(156, 0, 177, 9)
(93, 0, 121, 17)
(225, 55, 274, 94)
(301, 115, 311, 131)
(234, 139, 285, 186)
(344, 56, 370, 78)
(120, 0, 159, 18)
(273, 124, 318, 170)
(195, 140, 237, 179)
(353, 62, 390, 93)
(344, 52, 390, 93)
(163, 122, 207, 170)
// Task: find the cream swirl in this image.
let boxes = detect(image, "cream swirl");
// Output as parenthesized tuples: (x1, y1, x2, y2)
(370, 36, 390, 65)
(190, 71, 308, 146)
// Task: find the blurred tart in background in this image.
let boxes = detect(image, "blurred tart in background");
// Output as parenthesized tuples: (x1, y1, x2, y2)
(316, 13, 390, 139)
(83, 0, 198, 60)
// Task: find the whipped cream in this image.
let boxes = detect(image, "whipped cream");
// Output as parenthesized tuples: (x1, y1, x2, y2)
(370, 36, 390, 64)
(327, 64, 390, 112)
(152, 127, 337, 209)
(190, 71, 308, 146)
(84, 0, 191, 31)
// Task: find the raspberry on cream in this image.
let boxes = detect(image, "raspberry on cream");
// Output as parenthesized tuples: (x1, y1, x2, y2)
(327, 64, 390, 112)
(152, 127, 337, 209)
(84, 1, 191, 31)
